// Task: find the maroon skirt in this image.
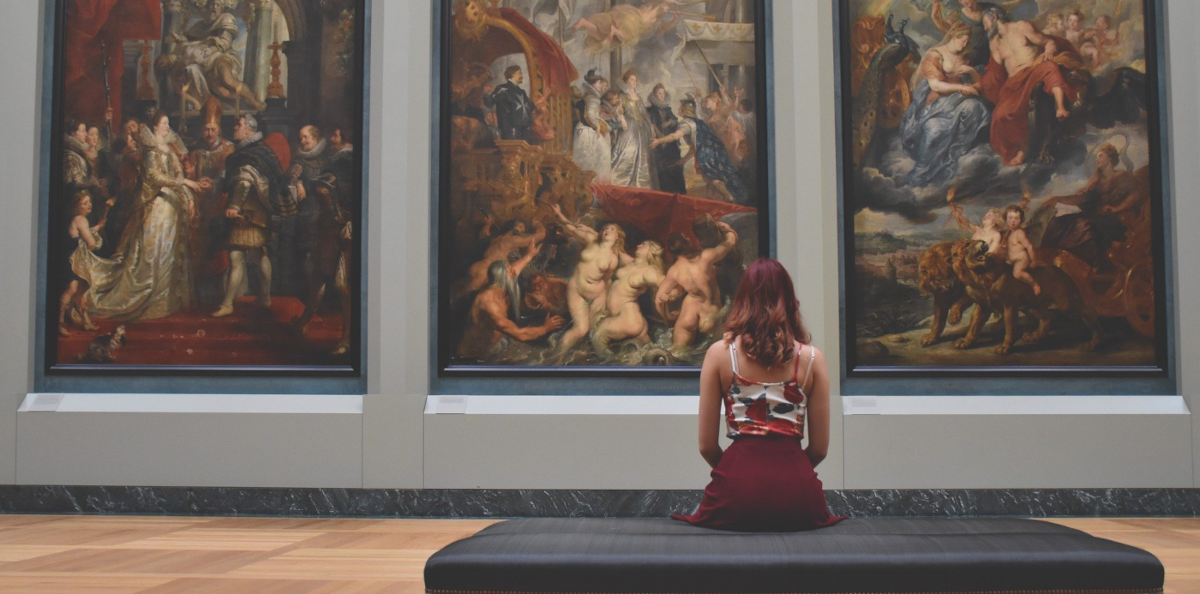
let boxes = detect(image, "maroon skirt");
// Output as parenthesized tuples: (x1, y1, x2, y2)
(671, 434, 845, 532)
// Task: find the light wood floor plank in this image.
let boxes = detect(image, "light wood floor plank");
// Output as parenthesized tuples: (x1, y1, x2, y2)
(0, 574, 173, 594)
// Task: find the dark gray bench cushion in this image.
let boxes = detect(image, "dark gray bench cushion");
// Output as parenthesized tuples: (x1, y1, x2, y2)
(424, 518, 1163, 594)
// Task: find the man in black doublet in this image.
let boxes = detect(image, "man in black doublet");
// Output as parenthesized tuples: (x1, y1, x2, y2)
(485, 66, 535, 142)
(647, 84, 687, 195)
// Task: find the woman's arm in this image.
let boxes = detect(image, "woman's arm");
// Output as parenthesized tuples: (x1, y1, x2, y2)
(552, 204, 597, 244)
(697, 342, 728, 469)
(804, 347, 830, 469)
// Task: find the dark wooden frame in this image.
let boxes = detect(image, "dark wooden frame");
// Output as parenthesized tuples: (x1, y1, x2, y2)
(34, 0, 371, 394)
(833, 0, 1177, 396)
(430, 0, 778, 395)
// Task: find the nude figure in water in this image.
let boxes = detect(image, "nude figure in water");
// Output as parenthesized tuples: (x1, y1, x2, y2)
(656, 221, 737, 354)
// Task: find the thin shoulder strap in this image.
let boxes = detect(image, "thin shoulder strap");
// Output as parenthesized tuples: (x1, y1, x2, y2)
(800, 345, 817, 387)
(728, 341, 740, 375)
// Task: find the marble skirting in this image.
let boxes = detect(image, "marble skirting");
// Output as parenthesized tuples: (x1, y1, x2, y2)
(1, 487, 1199, 517)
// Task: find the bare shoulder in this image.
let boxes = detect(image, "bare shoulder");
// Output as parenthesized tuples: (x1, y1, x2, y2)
(800, 342, 827, 366)
(701, 338, 732, 376)
(706, 337, 732, 359)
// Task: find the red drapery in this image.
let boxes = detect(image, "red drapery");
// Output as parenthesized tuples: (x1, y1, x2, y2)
(63, 0, 161, 128)
(979, 36, 1085, 163)
(592, 185, 757, 245)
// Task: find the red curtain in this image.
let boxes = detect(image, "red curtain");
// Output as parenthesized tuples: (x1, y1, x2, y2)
(592, 185, 756, 244)
(498, 8, 578, 96)
(63, 0, 161, 127)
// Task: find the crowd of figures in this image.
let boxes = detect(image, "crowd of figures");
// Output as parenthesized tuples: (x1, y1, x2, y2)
(897, 0, 1135, 187)
(570, 68, 757, 204)
(58, 102, 357, 356)
(452, 62, 759, 205)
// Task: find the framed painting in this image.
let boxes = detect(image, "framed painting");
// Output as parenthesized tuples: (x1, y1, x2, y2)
(835, 0, 1173, 393)
(39, 0, 368, 388)
(433, 0, 775, 381)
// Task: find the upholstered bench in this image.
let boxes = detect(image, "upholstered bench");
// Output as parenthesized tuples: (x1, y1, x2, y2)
(424, 517, 1163, 594)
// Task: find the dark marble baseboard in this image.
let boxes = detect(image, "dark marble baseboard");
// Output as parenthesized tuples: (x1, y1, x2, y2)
(1, 486, 1198, 517)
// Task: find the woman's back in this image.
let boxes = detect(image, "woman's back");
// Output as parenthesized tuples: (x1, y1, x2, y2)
(671, 258, 843, 532)
(724, 337, 816, 441)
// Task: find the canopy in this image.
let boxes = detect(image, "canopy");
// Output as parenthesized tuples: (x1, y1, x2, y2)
(682, 21, 755, 65)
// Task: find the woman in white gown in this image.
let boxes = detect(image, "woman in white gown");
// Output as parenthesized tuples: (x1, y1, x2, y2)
(572, 70, 613, 183)
(610, 70, 658, 189)
(72, 112, 201, 322)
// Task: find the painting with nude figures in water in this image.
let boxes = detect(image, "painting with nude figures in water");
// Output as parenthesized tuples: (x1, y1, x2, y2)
(437, 0, 773, 374)
(837, 0, 1170, 377)
(44, 0, 366, 376)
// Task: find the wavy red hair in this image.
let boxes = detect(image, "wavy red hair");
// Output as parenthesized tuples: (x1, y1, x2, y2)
(724, 258, 810, 367)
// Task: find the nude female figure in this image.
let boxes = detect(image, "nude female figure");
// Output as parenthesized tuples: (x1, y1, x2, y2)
(552, 204, 630, 356)
(656, 222, 737, 354)
(593, 240, 665, 355)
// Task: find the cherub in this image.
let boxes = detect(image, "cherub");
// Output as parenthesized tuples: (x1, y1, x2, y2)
(1003, 204, 1041, 295)
(1081, 15, 1120, 67)
(951, 203, 1004, 255)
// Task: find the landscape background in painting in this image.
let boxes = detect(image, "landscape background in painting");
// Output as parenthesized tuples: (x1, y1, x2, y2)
(841, 0, 1167, 371)
(47, 0, 364, 373)
(440, 0, 770, 371)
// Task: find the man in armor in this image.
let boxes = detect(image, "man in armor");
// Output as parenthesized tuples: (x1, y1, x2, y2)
(484, 66, 535, 142)
(212, 114, 287, 318)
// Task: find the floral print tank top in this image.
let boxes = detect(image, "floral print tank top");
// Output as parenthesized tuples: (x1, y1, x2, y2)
(725, 342, 816, 440)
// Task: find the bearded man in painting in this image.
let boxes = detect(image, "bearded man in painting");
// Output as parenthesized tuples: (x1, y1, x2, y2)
(485, 66, 535, 142)
(458, 246, 564, 361)
(979, 7, 1084, 166)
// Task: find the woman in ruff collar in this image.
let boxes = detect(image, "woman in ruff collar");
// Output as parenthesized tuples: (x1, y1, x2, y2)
(71, 112, 200, 322)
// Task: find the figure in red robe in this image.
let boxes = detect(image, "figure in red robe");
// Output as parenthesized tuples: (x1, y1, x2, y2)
(978, 8, 1086, 165)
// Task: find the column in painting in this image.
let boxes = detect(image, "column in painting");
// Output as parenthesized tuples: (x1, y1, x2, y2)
(243, 0, 277, 103)
(157, 0, 184, 114)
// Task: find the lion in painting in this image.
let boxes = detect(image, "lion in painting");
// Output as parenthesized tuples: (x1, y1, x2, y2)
(950, 239, 1101, 355)
(916, 240, 973, 346)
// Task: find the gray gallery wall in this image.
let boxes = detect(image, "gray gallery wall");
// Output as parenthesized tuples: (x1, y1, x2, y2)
(0, 0, 1197, 493)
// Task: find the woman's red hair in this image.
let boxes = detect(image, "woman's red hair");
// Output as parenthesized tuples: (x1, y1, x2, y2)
(724, 258, 810, 367)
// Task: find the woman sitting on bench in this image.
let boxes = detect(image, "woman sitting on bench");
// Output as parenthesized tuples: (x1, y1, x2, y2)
(673, 258, 843, 531)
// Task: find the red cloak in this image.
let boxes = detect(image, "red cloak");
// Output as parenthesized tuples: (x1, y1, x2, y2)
(980, 38, 1085, 163)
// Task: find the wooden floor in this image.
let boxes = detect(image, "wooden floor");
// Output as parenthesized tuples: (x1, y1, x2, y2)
(0, 515, 1195, 593)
